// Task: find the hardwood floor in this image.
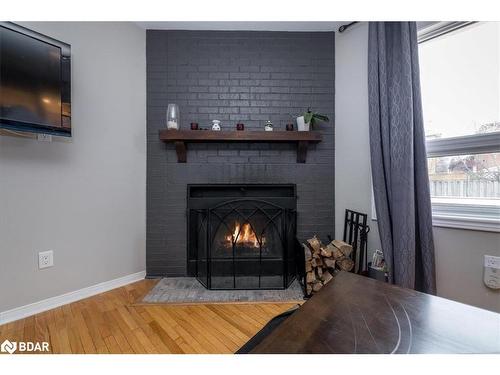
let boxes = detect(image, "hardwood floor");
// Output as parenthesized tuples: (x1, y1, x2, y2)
(0, 280, 297, 354)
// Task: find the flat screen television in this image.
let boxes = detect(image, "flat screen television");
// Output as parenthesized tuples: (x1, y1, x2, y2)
(0, 22, 71, 137)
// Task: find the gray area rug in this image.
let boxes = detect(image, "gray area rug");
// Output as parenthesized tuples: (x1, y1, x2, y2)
(142, 277, 305, 304)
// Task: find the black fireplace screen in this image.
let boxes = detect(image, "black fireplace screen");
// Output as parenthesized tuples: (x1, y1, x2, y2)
(187, 185, 297, 290)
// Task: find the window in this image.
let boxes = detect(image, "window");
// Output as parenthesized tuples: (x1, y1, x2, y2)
(418, 22, 500, 231)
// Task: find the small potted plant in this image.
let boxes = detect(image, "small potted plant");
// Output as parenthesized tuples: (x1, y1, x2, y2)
(296, 108, 330, 131)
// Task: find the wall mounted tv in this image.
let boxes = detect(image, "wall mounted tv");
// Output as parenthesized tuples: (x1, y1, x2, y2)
(0, 22, 71, 137)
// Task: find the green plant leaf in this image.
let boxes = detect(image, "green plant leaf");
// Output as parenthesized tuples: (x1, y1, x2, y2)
(313, 114, 329, 122)
(303, 112, 313, 124)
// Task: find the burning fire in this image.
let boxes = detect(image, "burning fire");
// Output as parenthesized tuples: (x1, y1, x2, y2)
(226, 222, 263, 248)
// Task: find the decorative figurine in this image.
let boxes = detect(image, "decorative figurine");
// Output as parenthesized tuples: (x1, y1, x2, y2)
(264, 120, 273, 131)
(212, 120, 221, 131)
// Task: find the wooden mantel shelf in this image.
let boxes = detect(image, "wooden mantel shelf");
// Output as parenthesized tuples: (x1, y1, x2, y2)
(159, 129, 323, 163)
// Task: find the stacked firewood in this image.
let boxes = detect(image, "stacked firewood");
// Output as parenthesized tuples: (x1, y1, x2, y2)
(303, 236, 354, 295)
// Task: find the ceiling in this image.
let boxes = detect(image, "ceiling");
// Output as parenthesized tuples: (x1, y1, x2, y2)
(135, 21, 345, 32)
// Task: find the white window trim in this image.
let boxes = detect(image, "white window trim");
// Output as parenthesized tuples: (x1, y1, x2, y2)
(371, 190, 500, 233)
(431, 198, 500, 232)
(425, 134, 500, 232)
(418, 21, 476, 43)
(426, 132, 500, 157)
(416, 22, 500, 232)
(371, 132, 500, 233)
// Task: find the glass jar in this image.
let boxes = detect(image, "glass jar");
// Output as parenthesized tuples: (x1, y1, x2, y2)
(166, 104, 179, 130)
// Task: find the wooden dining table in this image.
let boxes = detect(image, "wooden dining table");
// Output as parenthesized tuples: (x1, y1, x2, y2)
(249, 271, 500, 354)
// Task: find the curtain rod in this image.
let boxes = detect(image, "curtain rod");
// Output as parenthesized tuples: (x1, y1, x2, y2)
(338, 22, 359, 33)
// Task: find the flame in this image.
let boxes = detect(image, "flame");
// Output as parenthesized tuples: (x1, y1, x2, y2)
(226, 222, 261, 248)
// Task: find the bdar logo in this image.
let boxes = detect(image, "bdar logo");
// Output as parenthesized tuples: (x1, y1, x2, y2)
(1, 340, 17, 354)
(0, 339, 49, 353)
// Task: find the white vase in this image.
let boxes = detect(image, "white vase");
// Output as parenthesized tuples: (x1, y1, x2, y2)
(296, 116, 310, 131)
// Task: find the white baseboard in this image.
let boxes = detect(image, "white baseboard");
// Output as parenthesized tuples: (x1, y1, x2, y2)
(0, 271, 146, 325)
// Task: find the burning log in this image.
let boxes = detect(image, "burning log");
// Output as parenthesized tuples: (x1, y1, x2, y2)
(303, 236, 355, 296)
(225, 222, 263, 249)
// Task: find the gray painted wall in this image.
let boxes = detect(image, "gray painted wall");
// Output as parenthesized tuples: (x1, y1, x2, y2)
(335, 23, 500, 313)
(146, 30, 335, 276)
(434, 227, 499, 312)
(0, 22, 146, 312)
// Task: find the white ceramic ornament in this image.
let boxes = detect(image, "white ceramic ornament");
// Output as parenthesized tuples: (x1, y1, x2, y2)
(212, 120, 221, 131)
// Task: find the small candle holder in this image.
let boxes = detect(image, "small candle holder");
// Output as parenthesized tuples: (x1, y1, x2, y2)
(286, 123, 294, 131)
(190, 122, 199, 130)
(236, 122, 244, 131)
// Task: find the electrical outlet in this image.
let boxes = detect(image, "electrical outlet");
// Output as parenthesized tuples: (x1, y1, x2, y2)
(484, 255, 500, 289)
(484, 255, 500, 269)
(38, 250, 54, 269)
(37, 134, 52, 142)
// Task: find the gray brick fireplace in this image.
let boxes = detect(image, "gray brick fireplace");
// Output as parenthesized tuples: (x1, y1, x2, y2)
(146, 30, 335, 277)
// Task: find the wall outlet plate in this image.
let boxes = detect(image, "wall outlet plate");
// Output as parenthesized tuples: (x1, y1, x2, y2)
(484, 255, 500, 289)
(484, 255, 500, 269)
(37, 134, 52, 142)
(38, 250, 54, 269)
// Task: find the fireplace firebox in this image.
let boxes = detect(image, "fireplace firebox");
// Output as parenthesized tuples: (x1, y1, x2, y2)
(187, 185, 297, 290)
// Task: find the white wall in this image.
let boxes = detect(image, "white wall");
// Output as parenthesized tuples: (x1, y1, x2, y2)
(335, 23, 382, 257)
(0, 22, 146, 312)
(335, 23, 500, 313)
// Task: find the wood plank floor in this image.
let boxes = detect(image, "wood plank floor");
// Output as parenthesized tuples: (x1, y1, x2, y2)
(0, 280, 297, 354)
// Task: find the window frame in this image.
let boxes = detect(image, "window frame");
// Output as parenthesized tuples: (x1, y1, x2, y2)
(418, 22, 500, 232)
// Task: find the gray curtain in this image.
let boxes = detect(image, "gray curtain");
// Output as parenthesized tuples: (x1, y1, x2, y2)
(368, 22, 436, 294)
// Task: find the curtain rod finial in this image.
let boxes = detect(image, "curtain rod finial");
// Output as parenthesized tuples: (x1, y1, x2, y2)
(338, 22, 359, 33)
